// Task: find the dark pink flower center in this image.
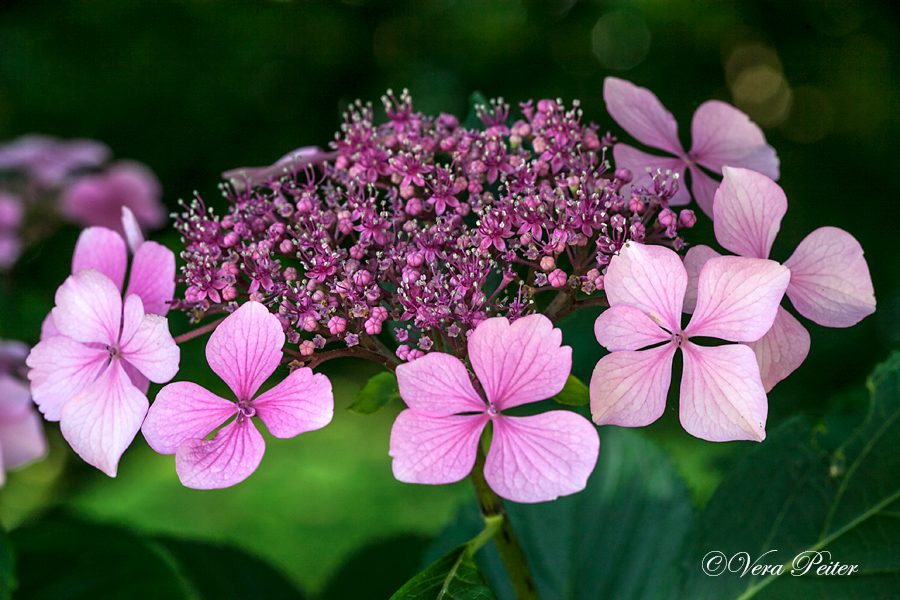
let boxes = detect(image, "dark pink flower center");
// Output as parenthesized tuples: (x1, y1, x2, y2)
(673, 332, 685, 348)
(237, 399, 257, 420)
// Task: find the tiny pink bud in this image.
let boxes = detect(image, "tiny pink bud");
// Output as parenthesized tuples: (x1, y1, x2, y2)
(222, 286, 238, 302)
(301, 314, 318, 332)
(371, 306, 388, 321)
(364, 318, 383, 335)
(615, 168, 633, 184)
(540, 256, 556, 271)
(327, 316, 347, 335)
(405, 197, 423, 215)
(678, 209, 697, 228)
(311, 290, 325, 302)
(658, 208, 677, 228)
(583, 129, 600, 149)
(349, 245, 365, 260)
(548, 268, 567, 288)
(628, 196, 644, 213)
(407, 349, 425, 361)
(279, 239, 294, 254)
(400, 185, 416, 199)
(532, 136, 547, 154)
(406, 253, 424, 267)
(395, 345, 411, 360)
(222, 232, 240, 248)
(284, 267, 297, 282)
(353, 270, 372, 286)
(299, 340, 315, 356)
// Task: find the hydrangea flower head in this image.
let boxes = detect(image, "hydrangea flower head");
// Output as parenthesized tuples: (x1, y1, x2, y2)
(26, 269, 180, 475)
(0, 134, 110, 188)
(390, 314, 599, 503)
(604, 77, 779, 216)
(590, 242, 789, 442)
(682, 167, 876, 390)
(142, 301, 334, 489)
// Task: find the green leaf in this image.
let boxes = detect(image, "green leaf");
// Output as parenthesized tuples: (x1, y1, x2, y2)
(550, 375, 590, 406)
(426, 427, 696, 600)
(390, 544, 498, 600)
(8, 513, 307, 600)
(0, 526, 15, 600)
(347, 371, 401, 415)
(680, 351, 900, 599)
(321, 535, 432, 600)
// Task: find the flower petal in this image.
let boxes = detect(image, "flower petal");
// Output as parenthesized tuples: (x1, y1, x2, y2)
(612, 144, 691, 206)
(252, 368, 333, 438)
(120, 312, 180, 384)
(713, 167, 786, 260)
(0, 375, 47, 469)
(125, 241, 175, 316)
(747, 306, 811, 392)
(590, 344, 676, 427)
(389, 410, 488, 485)
(207, 301, 284, 401)
(686, 256, 789, 342)
(605, 242, 686, 332)
(396, 353, 485, 417)
(484, 411, 599, 503)
(71, 227, 127, 291)
(603, 78, 685, 156)
(175, 417, 265, 489)
(683, 245, 722, 314)
(121, 206, 144, 253)
(39, 312, 59, 340)
(468, 315, 571, 411)
(51, 269, 122, 346)
(594, 305, 670, 352)
(122, 361, 150, 395)
(26, 336, 109, 421)
(142, 381, 236, 455)
(688, 164, 721, 218)
(59, 360, 148, 476)
(689, 100, 780, 179)
(783, 227, 876, 327)
(680, 342, 767, 442)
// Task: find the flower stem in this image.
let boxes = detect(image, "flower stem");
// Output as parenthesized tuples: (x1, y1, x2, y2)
(470, 444, 541, 600)
(173, 317, 225, 345)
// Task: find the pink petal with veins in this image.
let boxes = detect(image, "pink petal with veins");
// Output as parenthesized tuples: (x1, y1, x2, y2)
(125, 241, 175, 316)
(680, 342, 767, 442)
(59, 360, 148, 476)
(51, 270, 122, 346)
(687, 256, 789, 342)
(594, 305, 670, 351)
(26, 335, 109, 421)
(121, 206, 144, 253)
(747, 307, 811, 392)
(175, 417, 265, 490)
(120, 313, 180, 384)
(612, 144, 690, 206)
(142, 382, 237, 454)
(604, 78, 685, 156)
(389, 410, 488, 485)
(468, 315, 571, 410)
(253, 368, 333, 438)
(396, 353, 485, 417)
(122, 361, 150, 395)
(605, 242, 686, 332)
(206, 301, 284, 401)
(690, 100, 779, 179)
(688, 164, 721, 218)
(683, 245, 721, 314)
(484, 411, 599, 503)
(71, 227, 127, 291)
(783, 227, 876, 328)
(713, 167, 786, 259)
(589, 344, 676, 427)
(0, 375, 47, 469)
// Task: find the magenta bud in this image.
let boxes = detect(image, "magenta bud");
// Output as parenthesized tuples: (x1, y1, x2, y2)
(222, 232, 240, 248)
(539, 256, 556, 271)
(658, 208, 677, 228)
(405, 197, 423, 215)
(548, 268, 567, 288)
(353, 270, 372, 286)
(327, 316, 347, 335)
(301, 314, 317, 332)
(395, 345, 411, 360)
(221, 286, 238, 302)
(365, 318, 383, 335)
(299, 340, 315, 356)
(678, 209, 697, 228)
(279, 239, 294, 254)
(615, 168, 633, 184)
(406, 253, 424, 267)
(628, 196, 644, 213)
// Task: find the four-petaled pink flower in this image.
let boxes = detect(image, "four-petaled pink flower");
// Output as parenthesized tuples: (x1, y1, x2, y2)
(390, 314, 599, 504)
(26, 269, 180, 475)
(682, 167, 876, 391)
(142, 301, 334, 489)
(590, 242, 789, 442)
(604, 77, 779, 217)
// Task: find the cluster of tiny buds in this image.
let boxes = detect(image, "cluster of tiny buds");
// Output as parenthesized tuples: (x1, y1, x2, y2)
(173, 90, 696, 366)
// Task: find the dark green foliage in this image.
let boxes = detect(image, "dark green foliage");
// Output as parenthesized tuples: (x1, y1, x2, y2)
(348, 371, 401, 415)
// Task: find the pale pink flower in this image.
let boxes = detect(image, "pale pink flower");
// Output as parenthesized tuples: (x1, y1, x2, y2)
(0, 134, 110, 188)
(142, 301, 334, 490)
(590, 242, 789, 442)
(60, 161, 167, 236)
(0, 341, 47, 487)
(26, 270, 180, 475)
(390, 314, 599, 504)
(603, 77, 779, 217)
(682, 167, 876, 391)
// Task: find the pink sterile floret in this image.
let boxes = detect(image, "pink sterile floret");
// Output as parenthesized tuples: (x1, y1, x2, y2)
(390, 314, 599, 504)
(0, 368, 48, 487)
(142, 301, 334, 490)
(26, 269, 180, 476)
(603, 77, 779, 217)
(590, 242, 789, 442)
(682, 167, 876, 391)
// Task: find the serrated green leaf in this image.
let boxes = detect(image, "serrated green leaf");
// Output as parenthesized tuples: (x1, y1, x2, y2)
(551, 375, 590, 406)
(348, 371, 401, 415)
(680, 351, 900, 599)
(390, 544, 497, 600)
(0, 526, 15, 600)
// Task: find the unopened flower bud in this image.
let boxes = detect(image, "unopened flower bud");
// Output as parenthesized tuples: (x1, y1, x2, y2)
(615, 168, 633, 184)
(658, 208, 677, 228)
(327, 316, 347, 335)
(353, 270, 372, 286)
(222, 286, 238, 301)
(365, 318, 383, 335)
(628, 196, 644, 213)
(540, 256, 556, 271)
(299, 340, 315, 356)
(678, 209, 697, 228)
(279, 239, 294, 254)
(548, 268, 567, 288)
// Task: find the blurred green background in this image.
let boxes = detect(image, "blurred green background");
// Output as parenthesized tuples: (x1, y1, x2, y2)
(0, 0, 896, 596)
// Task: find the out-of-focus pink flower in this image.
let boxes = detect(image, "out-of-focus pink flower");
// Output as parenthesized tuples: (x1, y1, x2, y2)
(0, 134, 110, 188)
(222, 146, 338, 191)
(0, 341, 47, 487)
(390, 314, 599, 504)
(682, 167, 876, 391)
(142, 301, 334, 489)
(26, 270, 180, 476)
(60, 161, 167, 236)
(603, 77, 779, 217)
(0, 191, 24, 269)
(590, 242, 789, 442)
